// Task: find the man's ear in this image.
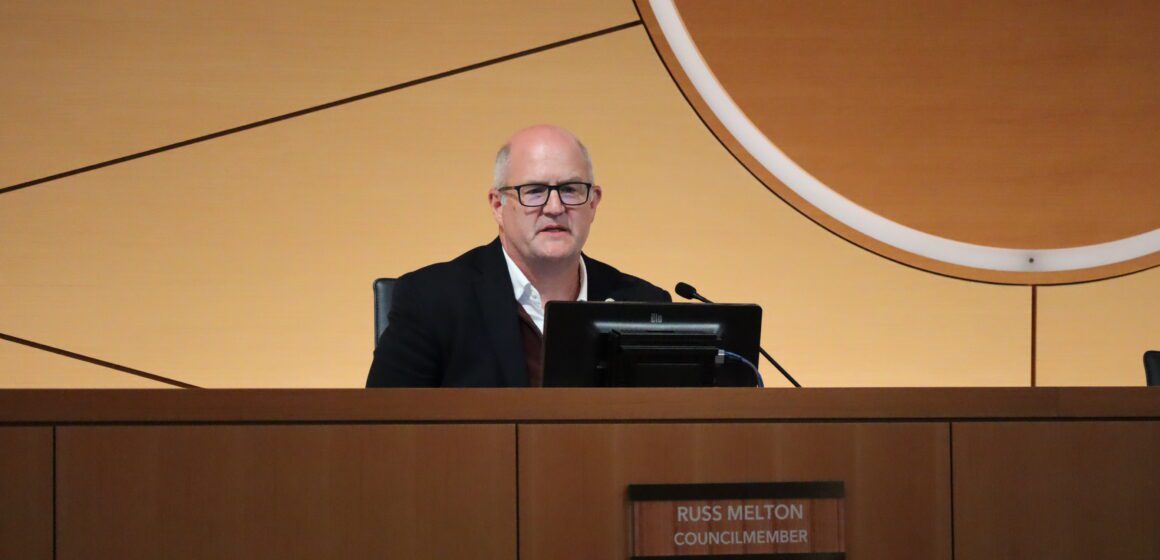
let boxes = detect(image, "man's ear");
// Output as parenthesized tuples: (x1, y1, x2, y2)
(589, 184, 603, 210)
(488, 189, 504, 226)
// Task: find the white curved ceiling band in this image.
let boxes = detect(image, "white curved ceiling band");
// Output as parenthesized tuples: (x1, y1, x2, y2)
(651, 0, 1160, 272)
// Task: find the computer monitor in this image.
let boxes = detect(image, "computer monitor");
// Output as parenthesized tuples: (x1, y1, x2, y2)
(541, 301, 762, 387)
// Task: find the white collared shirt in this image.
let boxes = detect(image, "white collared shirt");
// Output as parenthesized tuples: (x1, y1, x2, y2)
(501, 247, 588, 333)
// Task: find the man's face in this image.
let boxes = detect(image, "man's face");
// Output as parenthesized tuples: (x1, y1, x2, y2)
(490, 129, 602, 269)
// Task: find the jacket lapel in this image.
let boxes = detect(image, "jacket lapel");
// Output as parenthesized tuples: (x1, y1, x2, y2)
(473, 238, 529, 387)
(583, 253, 615, 301)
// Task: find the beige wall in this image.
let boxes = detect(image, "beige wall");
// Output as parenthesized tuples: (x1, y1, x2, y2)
(1, 1, 1155, 388)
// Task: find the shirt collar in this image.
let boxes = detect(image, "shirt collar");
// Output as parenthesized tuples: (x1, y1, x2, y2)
(579, 257, 588, 301)
(501, 247, 588, 304)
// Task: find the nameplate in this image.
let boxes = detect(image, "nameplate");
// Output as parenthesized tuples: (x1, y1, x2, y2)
(629, 482, 845, 559)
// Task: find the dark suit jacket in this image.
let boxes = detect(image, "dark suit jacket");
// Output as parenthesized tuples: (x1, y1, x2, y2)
(367, 238, 671, 387)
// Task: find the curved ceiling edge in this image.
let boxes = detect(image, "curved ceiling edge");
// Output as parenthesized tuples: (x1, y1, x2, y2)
(644, 0, 1159, 284)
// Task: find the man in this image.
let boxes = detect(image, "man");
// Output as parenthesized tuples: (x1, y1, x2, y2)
(367, 125, 670, 387)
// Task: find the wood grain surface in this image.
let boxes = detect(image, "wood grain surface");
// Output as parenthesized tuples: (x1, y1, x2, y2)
(2, 390, 1156, 559)
(519, 422, 950, 560)
(953, 421, 1160, 559)
(0, 0, 635, 187)
(2, 387, 1157, 423)
(55, 424, 516, 560)
(0, 427, 53, 560)
(639, 0, 1160, 283)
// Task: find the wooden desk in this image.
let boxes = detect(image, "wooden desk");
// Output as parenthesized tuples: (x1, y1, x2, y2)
(1, 388, 1157, 559)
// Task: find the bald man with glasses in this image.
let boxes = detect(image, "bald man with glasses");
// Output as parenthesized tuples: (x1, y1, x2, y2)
(367, 125, 670, 387)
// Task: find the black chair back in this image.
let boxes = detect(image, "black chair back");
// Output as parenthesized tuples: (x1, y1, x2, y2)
(1146, 350, 1160, 386)
(373, 278, 397, 345)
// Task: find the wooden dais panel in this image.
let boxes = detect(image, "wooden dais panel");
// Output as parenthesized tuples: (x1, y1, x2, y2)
(518, 422, 949, 560)
(953, 421, 1160, 559)
(0, 427, 53, 560)
(56, 424, 516, 559)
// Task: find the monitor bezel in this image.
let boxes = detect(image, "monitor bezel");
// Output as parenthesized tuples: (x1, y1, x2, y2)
(541, 301, 763, 387)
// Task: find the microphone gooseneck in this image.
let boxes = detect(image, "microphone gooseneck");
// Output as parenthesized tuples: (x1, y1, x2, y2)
(674, 282, 802, 388)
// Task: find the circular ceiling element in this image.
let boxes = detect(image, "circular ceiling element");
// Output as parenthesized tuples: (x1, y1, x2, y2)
(638, 0, 1159, 284)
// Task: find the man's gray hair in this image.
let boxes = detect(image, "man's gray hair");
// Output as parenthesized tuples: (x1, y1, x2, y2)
(491, 139, 595, 193)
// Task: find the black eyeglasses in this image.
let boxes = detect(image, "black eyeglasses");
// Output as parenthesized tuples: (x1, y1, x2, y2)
(497, 182, 592, 207)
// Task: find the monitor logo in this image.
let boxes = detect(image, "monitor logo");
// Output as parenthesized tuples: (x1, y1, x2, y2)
(650, 313, 663, 324)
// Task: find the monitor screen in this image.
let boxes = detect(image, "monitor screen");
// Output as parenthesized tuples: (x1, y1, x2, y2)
(542, 302, 762, 387)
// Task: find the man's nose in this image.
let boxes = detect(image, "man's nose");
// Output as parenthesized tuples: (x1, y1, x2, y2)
(542, 189, 566, 214)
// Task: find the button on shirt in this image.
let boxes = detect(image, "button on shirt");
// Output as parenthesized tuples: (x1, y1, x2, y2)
(501, 247, 588, 333)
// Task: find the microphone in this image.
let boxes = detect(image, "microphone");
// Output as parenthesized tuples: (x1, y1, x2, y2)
(674, 282, 711, 303)
(675, 282, 802, 388)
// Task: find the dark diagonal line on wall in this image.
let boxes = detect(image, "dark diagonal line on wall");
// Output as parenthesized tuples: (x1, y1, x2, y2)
(0, 20, 642, 196)
(2, 21, 640, 385)
(0, 332, 200, 388)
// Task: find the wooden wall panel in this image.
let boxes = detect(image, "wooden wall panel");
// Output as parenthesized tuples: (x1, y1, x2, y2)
(1037, 268, 1160, 386)
(0, 27, 1031, 388)
(56, 424, 516, 559)
(953, 421, 1160, 559)
(518, 422, 950, 560)
(0, 427, 53, 560)
(0, 0, 634, 187)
